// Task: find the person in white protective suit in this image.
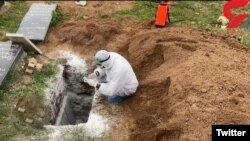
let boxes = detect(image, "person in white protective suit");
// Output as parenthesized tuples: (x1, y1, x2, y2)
(84, 50, 139, 103)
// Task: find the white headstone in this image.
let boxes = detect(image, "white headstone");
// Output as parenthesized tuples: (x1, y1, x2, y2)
(17, 3, 57, 41)
(0, 42, 22, 85)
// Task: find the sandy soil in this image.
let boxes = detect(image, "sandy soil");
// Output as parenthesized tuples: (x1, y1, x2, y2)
(36, 2, 250, 141)
(59, 1, 133, 18)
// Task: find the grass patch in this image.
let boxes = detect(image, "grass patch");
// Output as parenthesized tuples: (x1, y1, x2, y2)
(0, 61, 57, 141)
(99, 14, 109, 19)
(0, 70, 21, 136)
(0, 69, 22, 141)
(112, 1, 157, 22)
(112, 1, 223, 27)
(0, 120, 43, 141)
(112, 1, 250, 48)
(0, 1, 29, 41)
(0, 70, 21, 101)
(170, 1, 223, 28)
(93, 3, 102, 8)
(50, 9, 70, 27)
(238, 30, 250, 48)
(0, 70, 21, 138)
(15, 63, 56, 97)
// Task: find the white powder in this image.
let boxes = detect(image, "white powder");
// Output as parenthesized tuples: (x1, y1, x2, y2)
(45, 124, 75, 141)
(44, 50, 88, 106)
(45, 113, 109, 141)
(59, 51, 88, 74)
(44, 65, 65, 106)
(84, 113, 109, 137)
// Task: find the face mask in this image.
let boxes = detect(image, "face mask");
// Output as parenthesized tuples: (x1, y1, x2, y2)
(94, 57, 102, 66)
(93, 55, 111, 69)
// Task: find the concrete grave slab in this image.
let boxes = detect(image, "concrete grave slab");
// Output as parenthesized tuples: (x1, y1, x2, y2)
(0, 42, 23, 85)
(55, 95, 76, 125)
(6, 33, 43, 54)
(17, 3, 57, 41)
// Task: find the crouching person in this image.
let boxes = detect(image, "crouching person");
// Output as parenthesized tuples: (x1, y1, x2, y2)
(84, 50, 139, 103)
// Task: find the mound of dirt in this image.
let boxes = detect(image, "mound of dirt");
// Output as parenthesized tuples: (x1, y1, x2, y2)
(118, 27, 250, 141)
(40, 19, 250, 141)
(57, 22, 121, 49)
(41, 19, 138, 62)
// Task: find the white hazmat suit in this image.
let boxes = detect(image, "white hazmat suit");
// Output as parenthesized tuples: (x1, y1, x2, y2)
(85, 50, 139, 97)
(97, 52, 139, 96)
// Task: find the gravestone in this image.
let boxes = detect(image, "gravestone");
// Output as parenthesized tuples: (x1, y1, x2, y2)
(17, 3, 57, 41)
(0, 42, 23, 85)
(6, 33, 43, 54)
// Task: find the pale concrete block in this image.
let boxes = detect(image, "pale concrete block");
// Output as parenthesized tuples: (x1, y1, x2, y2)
(83, 15, 88, 20)
(38, 117, 43, 121)
(28, 62, 35, 68)
(17, 107, 25, 113)
(25, 68, 33, 74)
(35, 63, 43, 71)
(25, 118, 33, 124)
(28, 57, 37, 64)
(39, 111, 45, 117)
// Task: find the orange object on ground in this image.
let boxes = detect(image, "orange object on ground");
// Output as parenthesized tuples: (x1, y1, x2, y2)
(155, 2, 171, 27)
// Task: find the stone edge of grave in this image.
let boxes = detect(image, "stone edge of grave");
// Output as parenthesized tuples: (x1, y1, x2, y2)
(0, 42, 23, 85)
(6, 33, 43, 54)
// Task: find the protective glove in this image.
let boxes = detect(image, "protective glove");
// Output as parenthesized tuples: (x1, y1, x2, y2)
(88, 68, 103, 79)
(88, 73, 96, 79)
(82, 76, 88, 82)
(85, 78, 97, 87)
